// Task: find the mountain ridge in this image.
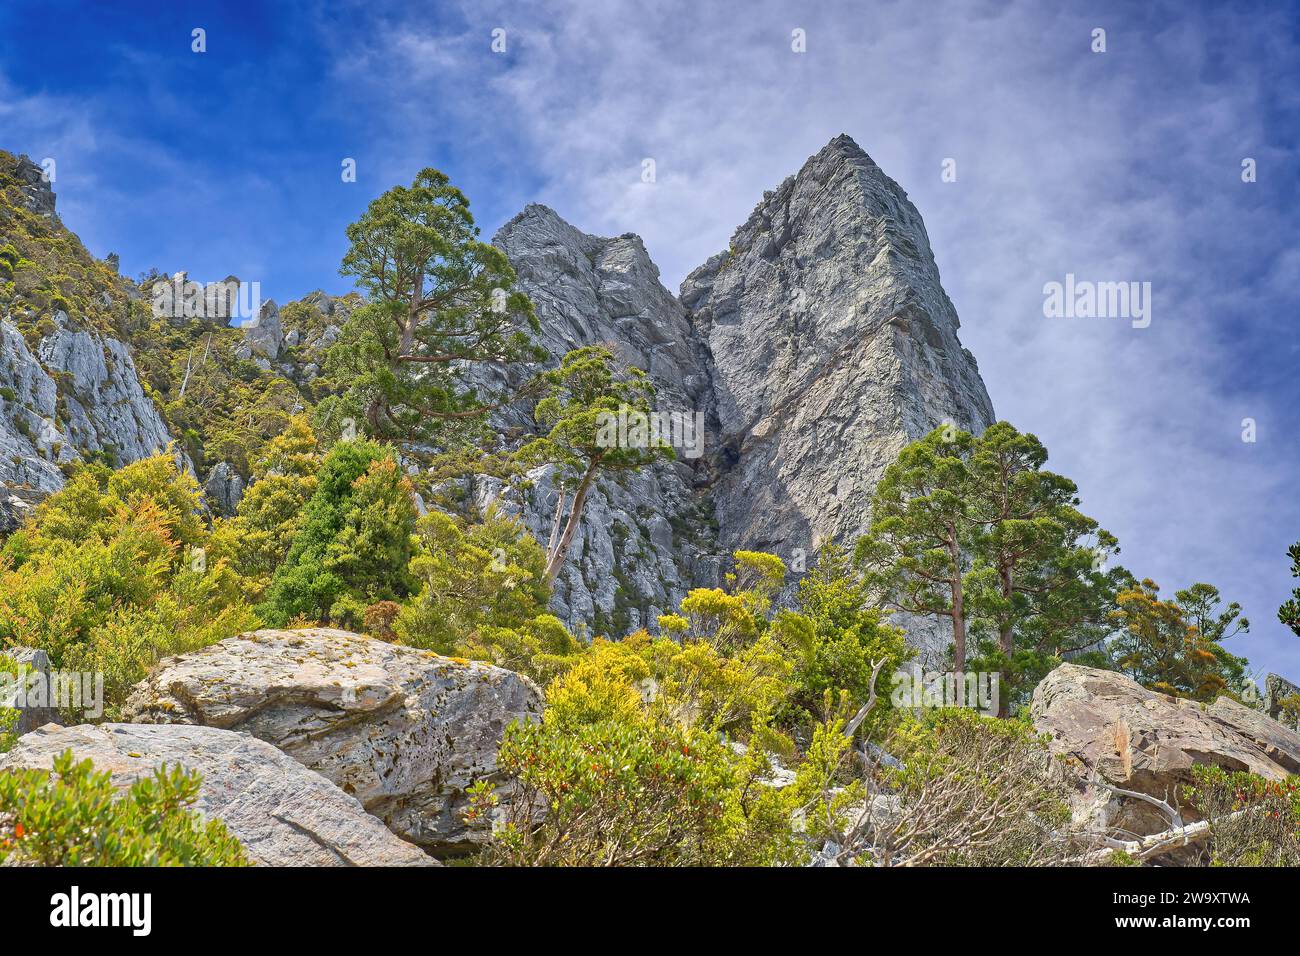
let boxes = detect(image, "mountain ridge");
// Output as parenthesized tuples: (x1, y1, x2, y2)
(0, 135, 992, 646)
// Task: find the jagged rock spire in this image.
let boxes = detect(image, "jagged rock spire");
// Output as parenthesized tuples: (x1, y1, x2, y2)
(681, 133, 994, 557)
(485, 134, 994, 631)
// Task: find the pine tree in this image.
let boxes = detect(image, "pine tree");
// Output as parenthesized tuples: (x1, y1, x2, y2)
(332, 168, 543, 446)
(961, 422, 1126, 712)
(1280, 543, 1300, 637)
(515, 347, 673, 586)
(857, 427, 975, 671)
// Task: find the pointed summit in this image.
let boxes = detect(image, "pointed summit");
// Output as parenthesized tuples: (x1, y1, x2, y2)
(479, 137, 993, 635)
(681, 133, 994, 555)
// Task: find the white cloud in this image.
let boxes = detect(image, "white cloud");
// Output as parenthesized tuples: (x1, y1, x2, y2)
(326, 0, 1300, 677)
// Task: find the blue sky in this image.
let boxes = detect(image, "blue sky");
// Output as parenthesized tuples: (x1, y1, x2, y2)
(2, 0, 1299, 682)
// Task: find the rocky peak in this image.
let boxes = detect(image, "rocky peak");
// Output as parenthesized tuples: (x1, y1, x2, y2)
(682, 133, 994, 559)
(473, 205, 724, 634)
(475, 135, 994, 638)
(3, 152, 57, 220)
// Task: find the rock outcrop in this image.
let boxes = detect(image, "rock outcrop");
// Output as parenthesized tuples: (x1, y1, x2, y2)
(1264, 673, 1300, 730)
(0, 486, 43, 535)
(478, 135, 994, 640)
(0, 314, 173, 495)
(37, 316, 175, 467)
(0, 646, 61, 735)
(0, 722, 434, 866)
(4, 153, 57, 220)
(475, 204, 724, 632)
(202, 461, 245, 516)
(123, 628, 542, 855)
(241, 299, 283, 360)
(1031, 663, 1300, 836)
(681, 134, 994, 558)
(0, 319, 68, 491)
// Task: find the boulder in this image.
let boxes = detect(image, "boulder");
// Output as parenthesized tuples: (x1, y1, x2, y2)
(0, 646, 61, 735)
(1031, 663, 1300, 836)
(242, 300, 282, 359)
(0, 486, 45, 536)
(0, 722, 434, 866)
(201, 462, 245, 516)
(123, 628, 542, 855)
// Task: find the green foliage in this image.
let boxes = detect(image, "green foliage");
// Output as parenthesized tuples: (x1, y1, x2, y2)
(473, 712, 734, 867)
(858, 709, 1076, 866)
(394, 508, 582, 682)
(209, 415, 321, 600)
(332, 167, 541, 446)
(0, 750, 249, 866)
(0, 454, 258, 715)
(0, 152, 131, 337)
(259, 440, 417, 627)
(959, 422, 1127, 711)
(516, 346, 673, 584)
(857, 425, 976, 668)
(470, 640, 832, 867)
(786, 543, 911, 728)
(858, 422, 1126, 707)
(1110, 578, 1250, 701)
(1279, 543, 1300, 638)
(1184, 765, 1300, 866)
(0, 655, 17, 754)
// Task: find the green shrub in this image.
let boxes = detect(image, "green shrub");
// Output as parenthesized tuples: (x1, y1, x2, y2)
(0, 454, 259, 717)
(0, 749, 249, 866)
(1184, 764, 1300, 866)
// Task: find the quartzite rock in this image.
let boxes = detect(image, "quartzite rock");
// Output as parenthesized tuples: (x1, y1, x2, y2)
(1031, 663, 1300, 836)
(475, 135, 994, 645)
(123, 627, 541, 855)
(0, 722, 434, 866)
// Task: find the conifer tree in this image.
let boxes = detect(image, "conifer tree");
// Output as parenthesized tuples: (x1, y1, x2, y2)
(1280, 543, 1300, 637)
(333, 168, 543, 446)
(259, 440, 417, 627)
(857, 427, 975, 670)
(515, 346, 672, 586)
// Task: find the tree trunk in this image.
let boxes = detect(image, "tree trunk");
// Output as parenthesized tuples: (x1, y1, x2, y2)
(543, 462, 599, 587)
(400, 305, 417, 357)
(950, 537, 967, 673)
(997, 562, 1014, 717)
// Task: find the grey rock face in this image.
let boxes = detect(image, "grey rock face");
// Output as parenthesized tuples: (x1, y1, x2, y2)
(478, 204, 725, 633)
(1264, 673, 1300, 729)
(681, 134, 995, 558)
(123, 627, 542, 856)
(0, 486, 44, 535)
(243, 299, 283, 359)
(0, 319, 70, 492)
(0, 722, 434, 866)
(38, 316, 174, 469)
(202, 461, 245, 516)
(0, 315, 174, 495)
(482, 135, 993, 635)
(0, 646, 62, 735)
(4, 153, 57, 220)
